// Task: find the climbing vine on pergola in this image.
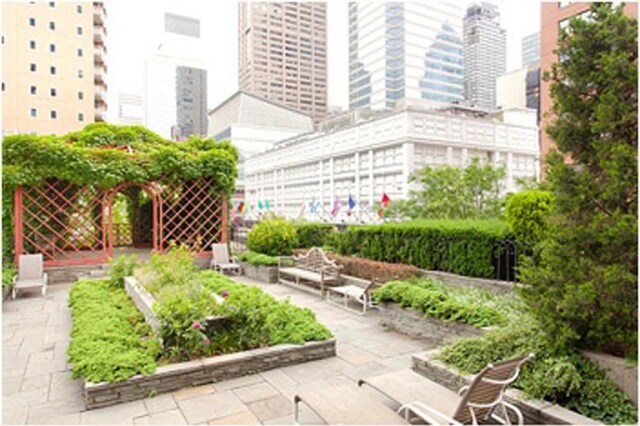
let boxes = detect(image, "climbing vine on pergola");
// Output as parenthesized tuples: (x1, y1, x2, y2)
(2, 123, 238, 266)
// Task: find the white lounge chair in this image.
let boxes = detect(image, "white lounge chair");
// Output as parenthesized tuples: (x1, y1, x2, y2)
(13, 254, 48, 299)
(325, 278, 378, 315)
(210, 243, 241, 275)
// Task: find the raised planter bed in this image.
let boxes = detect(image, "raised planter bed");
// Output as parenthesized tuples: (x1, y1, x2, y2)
(377, 302, 488, 345)
(419, 270, 516, 295)
(412, 350, 602, 425)
(582, 350, 638, 407)
(239, 261, 278, 283)
(84, 338, 336, 409)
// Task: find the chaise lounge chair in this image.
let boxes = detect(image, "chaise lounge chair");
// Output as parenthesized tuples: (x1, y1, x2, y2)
(12, 254, 48, 299)
(358, 353, 534, 425)
(210, 243, 241, 275)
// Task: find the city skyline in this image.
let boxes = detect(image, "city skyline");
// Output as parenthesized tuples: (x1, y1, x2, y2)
(105, 0, 539, 123)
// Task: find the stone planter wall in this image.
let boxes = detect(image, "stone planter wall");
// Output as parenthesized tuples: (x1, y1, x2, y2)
(240, 262, 278, 283)
(583, 350, 637, 407)
(84, 339, 336, 409)
(412, 350, 602, 425)
(378, 302, 488, 345)
(419, 270, 516, 295)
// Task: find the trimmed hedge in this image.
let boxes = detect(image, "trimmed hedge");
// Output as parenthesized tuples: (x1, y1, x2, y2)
(236, 250, 278, 266)
(67, 279, 160, 383)
(334, 220, 512, 279)
(293, 249, 420, 282)
(292, 222, 336, 248)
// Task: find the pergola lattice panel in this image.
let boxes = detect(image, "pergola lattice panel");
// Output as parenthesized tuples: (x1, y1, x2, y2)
(15, 179, 108, 266)
(157, 178, 227, 255)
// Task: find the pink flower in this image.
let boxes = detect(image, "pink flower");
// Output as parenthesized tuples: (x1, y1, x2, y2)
(192, 321, 202, 329)
(221, 291, 229, 299)
(203, 337, 211, 345)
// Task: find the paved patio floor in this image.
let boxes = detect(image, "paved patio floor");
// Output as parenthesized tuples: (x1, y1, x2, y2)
(3, 277, 436, 425)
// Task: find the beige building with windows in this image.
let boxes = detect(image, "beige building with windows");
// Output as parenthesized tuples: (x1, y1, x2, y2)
(238, 2, 327, 121)
(2, 1, 107, 135)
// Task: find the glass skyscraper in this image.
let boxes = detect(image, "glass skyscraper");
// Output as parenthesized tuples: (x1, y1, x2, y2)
(348, 2, 464, 110)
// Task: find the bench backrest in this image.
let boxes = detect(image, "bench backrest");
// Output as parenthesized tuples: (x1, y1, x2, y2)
(293, 247, 341, 277)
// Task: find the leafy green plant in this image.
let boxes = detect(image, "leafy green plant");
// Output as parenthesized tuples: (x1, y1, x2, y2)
(373, 279, 504, 327)
(137, 244, 198, 295)
(236, 251, 279, 266)
(292, 222, 337, 248)
(246, 217, 298, 256)
(439, 316, 637, 425)
(2, 265, 16, 289)
(108, 254, 139, 288)
(67, 279, 160, 383)
(505, 190, 554, 247)
(334, 220, 512, 279)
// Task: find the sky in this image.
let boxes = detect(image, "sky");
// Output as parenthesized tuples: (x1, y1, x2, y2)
(105, 0, 541, 123)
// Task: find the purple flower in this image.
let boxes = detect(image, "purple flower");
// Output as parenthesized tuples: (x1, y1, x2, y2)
(192, 321, 202, 329)
(221, 291, 229, 299)
(203, 337, 211, 345)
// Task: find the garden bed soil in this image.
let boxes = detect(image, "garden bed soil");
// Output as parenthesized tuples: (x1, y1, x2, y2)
(84, 338, 336, 409)
(412, 350, 602, 425)
(239, 261, 278, 283)
(377, 302, 488, 345)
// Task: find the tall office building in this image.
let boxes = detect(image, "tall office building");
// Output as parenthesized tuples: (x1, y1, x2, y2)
(348, 2, 464, 110)
(540, 2, 637, 171)
(521, 32, 540, 68)
(238, 2, 328, 120)
(2, 2, 107, 135)
(463, 2, 506, 109)
(144, 13, 207, 139)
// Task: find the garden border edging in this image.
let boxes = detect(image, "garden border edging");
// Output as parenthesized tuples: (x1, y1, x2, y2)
(239, 261, 278, 283)
(412, 350, 602, 425)
(84, 338, 336, 409)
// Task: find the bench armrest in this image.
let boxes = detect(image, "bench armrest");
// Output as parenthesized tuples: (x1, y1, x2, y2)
(277, 256, 294, 268)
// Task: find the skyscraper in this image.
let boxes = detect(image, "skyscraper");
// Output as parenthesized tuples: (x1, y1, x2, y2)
(521, 32, 540, 68)
(348, 2, 464, 110)
(2, 2, 107, 135)
(238, 2, 328, 120)
(144, 12, 207, 139)
(463, 2, 506, 109)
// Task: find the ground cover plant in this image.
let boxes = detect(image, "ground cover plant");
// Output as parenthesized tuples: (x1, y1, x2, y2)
(236, 250, 279, 266)
(372, 278, 512, 328)
(67, 279, 160, 383)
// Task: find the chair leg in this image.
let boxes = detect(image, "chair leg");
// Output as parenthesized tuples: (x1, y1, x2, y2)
(11, 288, 16, 300)
(42, 286, 46, 297)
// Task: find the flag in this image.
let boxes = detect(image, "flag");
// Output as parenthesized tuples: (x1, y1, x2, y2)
(257, 200, 264, 210)
(238, 202, 246, 214)
(265, 200, 271, 210)
(381, 193, 391, 208)
(348, 194, 356, 210)
(377, 209, 384, 218)
(331, 196, 341, 216)
(299, 201, 306, 216)
(309, 199, 320, 214)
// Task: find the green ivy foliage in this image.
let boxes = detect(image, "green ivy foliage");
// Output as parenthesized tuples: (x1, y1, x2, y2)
(505, 190, 554, 247)
(108, 254, 139, 289)
(373, 279, 504, 327)
(246, 217, 298, 256)
(439, 316, 637, 425)
(291, 222, 337, 248)
(334, 220, 512, 278)
(67, 279, 160, 383)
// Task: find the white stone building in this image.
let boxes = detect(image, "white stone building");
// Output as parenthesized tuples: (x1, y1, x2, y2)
(244, 101, 539, 222)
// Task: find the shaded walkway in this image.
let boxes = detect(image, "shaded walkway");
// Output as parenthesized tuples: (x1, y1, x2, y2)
(3, 278, 436, 424)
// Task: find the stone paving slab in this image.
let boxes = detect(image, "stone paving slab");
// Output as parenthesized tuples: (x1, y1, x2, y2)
(3, 278, 437, 425)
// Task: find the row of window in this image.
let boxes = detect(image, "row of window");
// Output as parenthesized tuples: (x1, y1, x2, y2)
(28, 108, 85, 121)
(30, 2, 83, 13)
(3, 81, 86, 100)
(27, 63, 87, 79)
(28, 40, 85, 56)
(29, 19, 84, 34)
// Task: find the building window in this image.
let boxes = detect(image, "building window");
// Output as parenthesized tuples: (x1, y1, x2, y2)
(29, 40, 36, 49)
(76, 4, 82, 13)
(49, 1, 55, 7)
(50, 110, 57, 119)
(29, 17, 36, 26)
(50, 65, 56, 75)
(77, 69, 84, 79)
(30, 108, 37, 117)
(50, 88, 57, 97)
(49, 43, 56, 53)
(49, 21, 55, 30)
(30, 85, 37, 95)
(77, 26, 83, 35)
(78, 113, 84, 122)
(78, 91, 84, 100)
(30, 63, 37, 72)
(77, 48, 83, 57)
(1, 82, 4, 91)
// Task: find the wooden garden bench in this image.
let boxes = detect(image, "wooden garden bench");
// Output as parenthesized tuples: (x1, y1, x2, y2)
(278, 247, 342, 297)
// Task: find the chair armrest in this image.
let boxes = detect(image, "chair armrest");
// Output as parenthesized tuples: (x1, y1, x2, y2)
(43, 272, 48, 286)
(399, 401, 463, 426)
(458, 385, 469, 396)
(230, 256, 239, 264)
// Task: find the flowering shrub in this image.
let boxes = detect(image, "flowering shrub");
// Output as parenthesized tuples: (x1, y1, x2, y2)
(246, 217, 298, 256)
